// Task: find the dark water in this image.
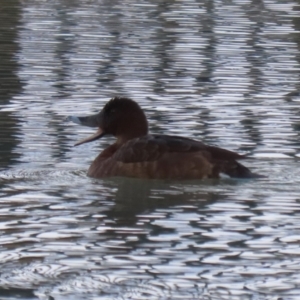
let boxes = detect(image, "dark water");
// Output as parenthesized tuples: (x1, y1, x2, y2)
(1, 0, 300, 299)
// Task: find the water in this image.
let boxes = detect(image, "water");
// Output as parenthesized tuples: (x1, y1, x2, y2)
(0, 0, 300, 299)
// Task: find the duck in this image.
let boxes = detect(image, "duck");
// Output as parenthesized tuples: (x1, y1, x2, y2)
(67, 97, 261, 179)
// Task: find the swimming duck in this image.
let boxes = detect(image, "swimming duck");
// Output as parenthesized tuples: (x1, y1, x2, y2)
(68, 97, 260, 179)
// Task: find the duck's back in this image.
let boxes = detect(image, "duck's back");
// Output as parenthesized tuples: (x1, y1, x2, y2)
(87, 135, 256, 179)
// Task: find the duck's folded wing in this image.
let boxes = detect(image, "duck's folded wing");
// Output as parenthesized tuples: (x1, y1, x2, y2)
(114, 135, 245, 163)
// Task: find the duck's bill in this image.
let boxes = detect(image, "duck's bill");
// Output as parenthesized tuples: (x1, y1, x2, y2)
(66, 114, 100, 127)
(75, 128, 105, 146)
(66, 113, 105, 146)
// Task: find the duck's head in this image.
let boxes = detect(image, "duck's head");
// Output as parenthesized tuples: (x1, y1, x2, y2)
(68, 97, 149, 146)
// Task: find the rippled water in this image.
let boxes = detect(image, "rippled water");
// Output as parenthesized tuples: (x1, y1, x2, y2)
(1, 0, 300, 299)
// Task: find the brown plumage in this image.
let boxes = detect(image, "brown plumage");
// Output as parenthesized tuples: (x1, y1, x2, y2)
(68, 97, 261, 179)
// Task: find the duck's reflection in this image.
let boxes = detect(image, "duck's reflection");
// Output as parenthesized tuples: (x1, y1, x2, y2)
(101, 177, 226, 224)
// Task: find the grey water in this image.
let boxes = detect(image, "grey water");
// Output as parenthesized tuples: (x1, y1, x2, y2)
(1, 0, 300, 299)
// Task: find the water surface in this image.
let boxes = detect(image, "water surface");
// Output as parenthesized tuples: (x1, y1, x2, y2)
(1, 0, 300, 299)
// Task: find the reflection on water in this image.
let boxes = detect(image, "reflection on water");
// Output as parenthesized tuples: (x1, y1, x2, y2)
(0, 0, 23, 170)
(0, 0, 300, 299)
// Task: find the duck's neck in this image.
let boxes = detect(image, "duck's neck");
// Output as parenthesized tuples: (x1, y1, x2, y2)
(116, 115, 148, 145)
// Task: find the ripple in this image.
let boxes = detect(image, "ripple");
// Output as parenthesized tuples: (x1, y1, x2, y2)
(0, 0, 300, 299)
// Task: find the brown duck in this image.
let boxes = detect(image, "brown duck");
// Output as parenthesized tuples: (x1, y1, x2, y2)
(68, 97, 261, 179)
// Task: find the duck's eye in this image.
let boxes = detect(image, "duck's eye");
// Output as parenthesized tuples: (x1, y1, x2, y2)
(106, 108, 116, 115)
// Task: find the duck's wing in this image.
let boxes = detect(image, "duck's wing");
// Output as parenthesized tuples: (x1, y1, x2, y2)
(113, 135, 259, 179)
(114, 134, 245, 163)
